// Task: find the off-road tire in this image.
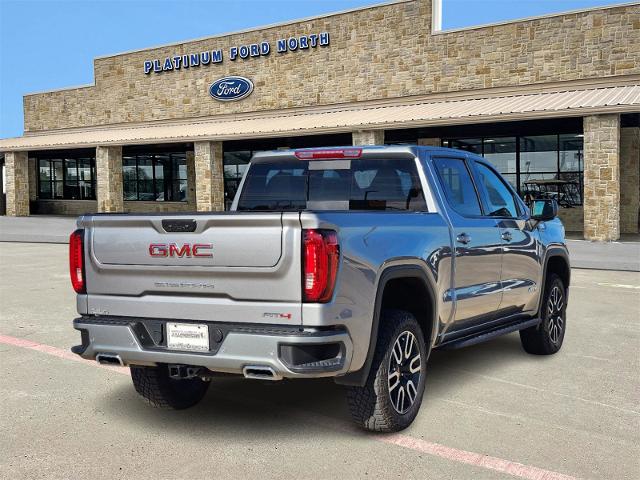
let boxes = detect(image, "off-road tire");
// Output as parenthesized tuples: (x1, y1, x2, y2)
(130, 365, 209, 409)
(520, 273, 567, 355)
(346, 309, 428, 432)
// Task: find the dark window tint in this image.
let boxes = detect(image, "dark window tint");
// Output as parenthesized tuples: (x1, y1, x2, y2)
(475, 163, 519, 218)
(433, 157, 481, 216)
(122, 152, 187, 202)
(36, 154, 96, 200)
(448, 138, 482, 155)
(237, 158, 427, 211)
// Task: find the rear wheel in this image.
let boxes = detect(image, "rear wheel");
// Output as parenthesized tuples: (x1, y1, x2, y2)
(520, 273, 567, 355)
(130, 365, 209, 409)
(346, 309, 428, 432)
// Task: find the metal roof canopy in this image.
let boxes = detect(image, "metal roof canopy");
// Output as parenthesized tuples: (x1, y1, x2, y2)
(1, 84, 639, 152)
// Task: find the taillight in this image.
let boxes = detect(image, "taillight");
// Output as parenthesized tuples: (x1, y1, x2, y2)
(69, 229, 85, 294)
(302, 229, 340, 303)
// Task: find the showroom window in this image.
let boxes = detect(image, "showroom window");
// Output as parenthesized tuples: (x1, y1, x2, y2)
(223, 150, 252, 208)
(37, 153, 96, 200)
(123, 152, 187, 202)
(483, 137, 517, 189)
(442, 133, 584, 206)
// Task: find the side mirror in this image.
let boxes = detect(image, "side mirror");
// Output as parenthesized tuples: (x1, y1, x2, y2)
(530, 199, 558, 221)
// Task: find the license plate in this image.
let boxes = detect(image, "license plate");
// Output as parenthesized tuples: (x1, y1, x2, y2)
(166, 323, 209, 352)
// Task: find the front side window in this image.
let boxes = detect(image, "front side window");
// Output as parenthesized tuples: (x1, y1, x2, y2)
(123, 152, 187, 202)
(37, 154, 95, 200)
(475, 163, 519, 218)
(433, 157, 482, 216)
(237, 158, 427, 211)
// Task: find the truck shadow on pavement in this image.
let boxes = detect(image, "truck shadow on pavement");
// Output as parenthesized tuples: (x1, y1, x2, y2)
(98, 332, 547, 436)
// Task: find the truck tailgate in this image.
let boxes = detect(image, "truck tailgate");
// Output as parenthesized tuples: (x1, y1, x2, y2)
(92, 215, 282, 267)
(80, 213, 303, 323)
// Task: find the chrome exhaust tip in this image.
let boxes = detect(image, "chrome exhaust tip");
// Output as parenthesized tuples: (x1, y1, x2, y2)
(96, 353, 124, 367)
(242, 365, 282, 381)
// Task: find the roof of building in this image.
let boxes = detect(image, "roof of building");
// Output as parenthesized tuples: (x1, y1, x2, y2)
(1, 83, 639, 152)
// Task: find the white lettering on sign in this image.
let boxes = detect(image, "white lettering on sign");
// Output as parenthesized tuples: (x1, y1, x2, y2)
(216, 81, 242, 96)
(144, 32, 330, 74)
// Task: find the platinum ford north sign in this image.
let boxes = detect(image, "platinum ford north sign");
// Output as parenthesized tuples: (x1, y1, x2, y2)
(143, 32, 330, 74)
(209, 76, 254, 102)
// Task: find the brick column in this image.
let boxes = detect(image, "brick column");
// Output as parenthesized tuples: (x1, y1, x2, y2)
(5, 151, 30, 216)
(583, 114, 620, 241)
(620, 127, 639, 234)
(352, 130, 384, 145)
(96, 146, 124, 213)
(194, 141, 225, 212)
(186, 150, 197, 207)
(418, 138, 441, 147)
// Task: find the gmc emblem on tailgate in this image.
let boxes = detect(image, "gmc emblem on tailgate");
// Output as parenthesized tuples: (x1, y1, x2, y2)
(148, 243, 213, 258)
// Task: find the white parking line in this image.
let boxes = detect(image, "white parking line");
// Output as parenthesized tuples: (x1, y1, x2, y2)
(444, 367, 640, 416)
(596, 282, 640, 289)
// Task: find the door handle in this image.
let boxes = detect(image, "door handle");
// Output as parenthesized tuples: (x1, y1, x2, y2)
(501, 231, 513, 242)
(456, 233, 472, 245)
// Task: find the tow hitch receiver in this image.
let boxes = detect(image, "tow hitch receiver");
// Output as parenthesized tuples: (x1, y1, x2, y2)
(168, 364, 202, 380)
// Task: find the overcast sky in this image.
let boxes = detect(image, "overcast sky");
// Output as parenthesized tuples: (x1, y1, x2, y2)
(0, 0, 623, 138)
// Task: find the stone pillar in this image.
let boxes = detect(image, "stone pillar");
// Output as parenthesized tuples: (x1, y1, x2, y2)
(28, 157, 37, 201)
(620, 127, 639, 234)
(5, 151, 30, 216)
(194, 141, 225, 212)
(96, 146, 124, 213)
(418, 137, 441, 147)
(186, 150, 197, 207)
(583, 114, 620, 241)
(353, 130, 384, 146)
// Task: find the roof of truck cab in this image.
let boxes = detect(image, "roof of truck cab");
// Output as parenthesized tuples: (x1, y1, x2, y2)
(252, 145, 412, 161)
(249, 145, 474, 162)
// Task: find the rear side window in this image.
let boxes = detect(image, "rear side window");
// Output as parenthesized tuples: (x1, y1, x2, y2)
(433, 157, 482, 216)
(237, 158, 427, 211)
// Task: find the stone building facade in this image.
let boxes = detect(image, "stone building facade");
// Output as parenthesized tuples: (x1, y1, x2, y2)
(1, 0, 639, 240)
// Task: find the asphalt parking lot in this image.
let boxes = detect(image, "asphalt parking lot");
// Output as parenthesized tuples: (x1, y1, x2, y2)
(1, 242, 639, 480)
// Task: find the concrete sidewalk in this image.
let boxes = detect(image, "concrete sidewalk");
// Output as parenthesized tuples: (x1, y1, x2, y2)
(566, 239, 640, 272)
(0, 215, 638, 271)
(0, 215, 77, 244)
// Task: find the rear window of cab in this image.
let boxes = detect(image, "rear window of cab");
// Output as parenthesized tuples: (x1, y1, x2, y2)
(236, 158, 427, 211)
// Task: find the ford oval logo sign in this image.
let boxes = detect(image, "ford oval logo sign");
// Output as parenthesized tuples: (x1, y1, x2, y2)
(209, 76, 254, 102)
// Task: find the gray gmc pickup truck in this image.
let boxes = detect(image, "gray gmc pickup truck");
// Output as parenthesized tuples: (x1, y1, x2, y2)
(71, 146, 569, 432)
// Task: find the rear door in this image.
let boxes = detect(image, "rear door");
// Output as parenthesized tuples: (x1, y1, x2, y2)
(471, 161, 541, 317)
(432, 156, 503, 332)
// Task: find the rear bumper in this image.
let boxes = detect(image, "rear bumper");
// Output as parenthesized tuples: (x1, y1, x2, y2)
(72, 316, 353, 379)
